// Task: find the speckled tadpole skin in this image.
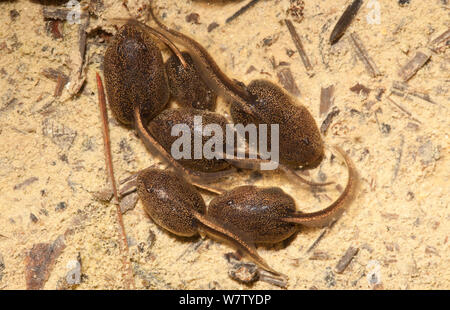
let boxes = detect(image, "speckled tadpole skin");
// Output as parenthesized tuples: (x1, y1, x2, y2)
(166, 52, 217, 111)
(137, 168, 206, 237)
(231, 80, 324, 168)
(208, 185, 297, 244)
(104, 22, 169, 125)
(147, 108, 231, 172)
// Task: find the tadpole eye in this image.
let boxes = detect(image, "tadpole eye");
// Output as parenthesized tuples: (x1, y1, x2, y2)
(302, 137, 310, 146)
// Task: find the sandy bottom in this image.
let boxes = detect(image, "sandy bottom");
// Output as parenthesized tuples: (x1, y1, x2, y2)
(0, 0, 448, 289)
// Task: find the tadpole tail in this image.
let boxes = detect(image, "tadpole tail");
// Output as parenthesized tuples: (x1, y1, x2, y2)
(223, 154, 333, 187)
(281, 145, 357, 227)
(133, 106, 232, 195)
(148, 1, 257, 112)
(109, 18, 188, 68)
(279, 164, 334, 187)
(193, 210, 285, 278)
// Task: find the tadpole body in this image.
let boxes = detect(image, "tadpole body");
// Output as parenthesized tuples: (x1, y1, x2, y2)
(104, 22, 169, 125)
(166, 52, 217, 111)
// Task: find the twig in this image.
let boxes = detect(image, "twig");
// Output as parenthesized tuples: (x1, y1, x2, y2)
(391, 81, 436, 104)
(349, 32, 381, 77)
(391, 134, 405, 184)
(42, 7, 82, 20)
(96, 73, 135, 290)
(429, 28, 450, 53)
(386, 95, 422, 124)
(284, 19, 313, 72)
(226, 0, 262, 24)
(320, 107, 340, 135)
(398, 49, 432, 82)
(306, 220, 337, 253)
(176, 239, 204, 261)
(335, 246, 359, 274)
(54, 75, 67, 97)
(0, 233, 9, 239)
(330, 0, 363, 45)
(277, 67, 301, 96)
(258, 270, 288, 288)
(320, 85, 335, 116)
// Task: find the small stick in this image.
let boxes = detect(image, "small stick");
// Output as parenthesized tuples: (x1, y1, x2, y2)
(96, 73, 135, 290)
(386, 95, 422, 124)
(285, 19, 313, 72)
(42, 7, 87, 20)
(54, 74, 67, 97)
(335, 246, 359, 273)
(391, 81, 436, 104)
(391, 135, 405, 184)
(429, 28, 450, 53)
(306, 219, 337, 253)
(176, 239, 204, 261)
(320, 85, 335, 116)
(258, 270, 288, 288)
(349, 32, 381, 77)
(226, 0, 261, 24)
(320, 107, 340, 135)
(277, 67, 301, 96)
(330, 0, 363, 45)
(398, 50, 431, 82)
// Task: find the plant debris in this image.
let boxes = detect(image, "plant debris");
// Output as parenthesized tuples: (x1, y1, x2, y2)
(306, 220, 337, 253)
(30, 213, 39, 223)
(350, 32, 381, 77)
(0, 253, 4, 282)
(258, 270, 288, 288)
(120, 192, 138, 214)
(330, 0, 363, 45)
(285, 19, 313, 72)
(398, 50, 431, 82)
(14, 177, 38, 190)
(277, 67, 301, 96)
(386, 96, 422, 124)
(286, 0, 305, 23)
(335, 246, 359, 274)
(429, 28, 450, 53)
(228, 262, 259, 284)
(320, 85, 335, 116)
(226, 0, 262, 24)
(185, 13, 200, 24)
(309, 250, 331, 260)
(320, 107, 340, 135)
(391, 81, 435, 104)
(207, 22, 219, 32)
(350, 83, 371, 97)
(25, 236, 66, 290)
(42, 118, 77, 150)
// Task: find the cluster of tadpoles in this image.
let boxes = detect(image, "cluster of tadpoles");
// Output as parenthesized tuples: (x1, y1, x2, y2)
(94, 2, 356, 288)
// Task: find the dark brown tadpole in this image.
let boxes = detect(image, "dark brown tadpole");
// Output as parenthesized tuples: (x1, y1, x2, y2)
(149, 3, 254, 108)
(208, 145, 356, 245)
(147, 108, 231, 173)
(103, 21, 170, 125)
(136, 168, 280, 275)
(165, 52, 217, 111)
(137, 167, 207, 237)
(103, 20, 231, 194)
(208, 186, 298, 244)
(231, 79, 324, 169)
(149, 4, 327, 174)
